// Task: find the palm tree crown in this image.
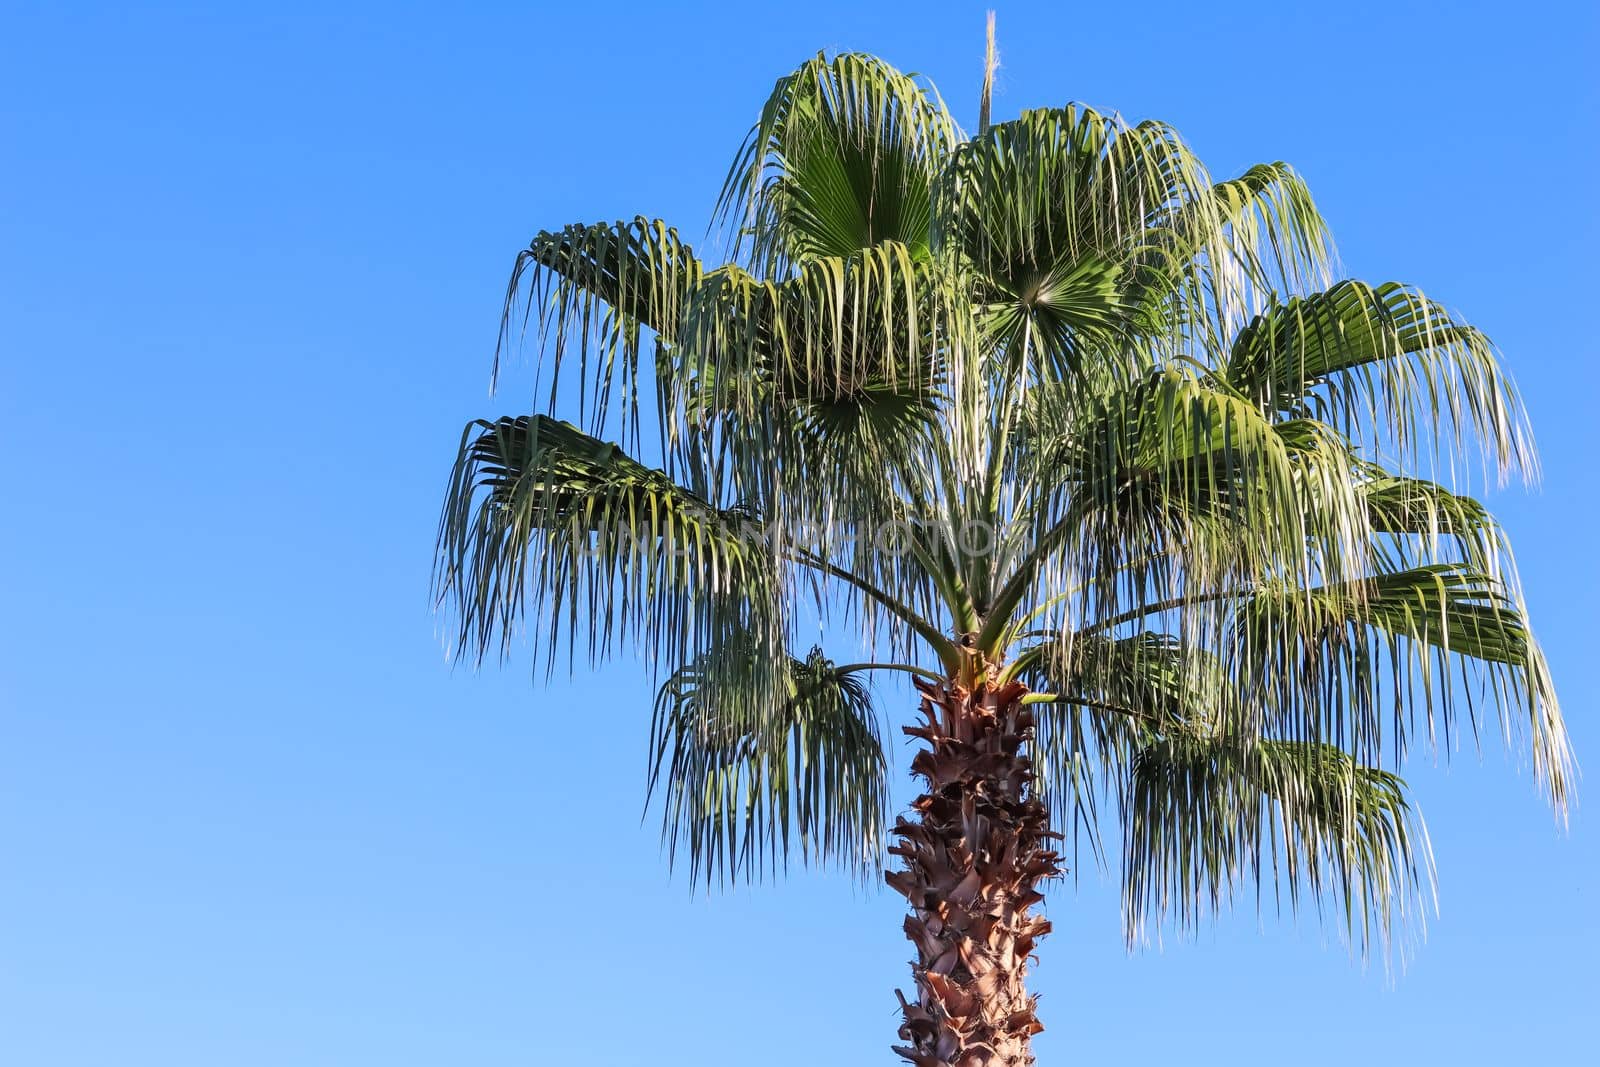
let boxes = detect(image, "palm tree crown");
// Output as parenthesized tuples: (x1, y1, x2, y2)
(435, 48, 1571, 1064)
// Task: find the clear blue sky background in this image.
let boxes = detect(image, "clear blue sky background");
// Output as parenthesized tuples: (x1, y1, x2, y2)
(2, 2, 1596, 1063)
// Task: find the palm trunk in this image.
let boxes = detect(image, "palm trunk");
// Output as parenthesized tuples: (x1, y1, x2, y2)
(888, 672, 1062, 1067)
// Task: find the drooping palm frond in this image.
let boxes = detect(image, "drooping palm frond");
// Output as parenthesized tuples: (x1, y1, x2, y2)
(498, 217, 705, 442)
(1043, 368, 1330, 615)
(434, 414, 774, 670)
(1018, 631, 1224, 855)
(665, 241, 957, 642)
(1122, 735, 1430, 956)
(648, 642, 888, 883)
(1359, 467, 1517, 585)
(1200, 161, 1334, 296)
(1124, 160, 1334, 327)
(1231, 563, 1569, 801)
(1223, 280, 1535, 478)
(678, 239, 943, 415)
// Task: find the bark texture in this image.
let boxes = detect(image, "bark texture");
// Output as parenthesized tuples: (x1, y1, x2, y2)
(887, 673, 1062, 1067)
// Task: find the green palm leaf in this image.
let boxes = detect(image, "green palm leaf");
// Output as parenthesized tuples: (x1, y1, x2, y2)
(1234, 563, 1569, 800)
(1224, 280, 1534, 477)
(435, 414, 772, 669)
(1123, 735, 1430, 955)
(1133, 161, 1334, 315)
(719, 51, 957, 276)
(649, 642, 888, 883)
(934, 106, 1213, 377)
(497, 217, 704, 439)
(1050, 368, 1319, 609)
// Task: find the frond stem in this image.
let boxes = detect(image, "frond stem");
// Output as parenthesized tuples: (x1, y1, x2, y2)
(791, 549, 963, 671)
(836, 662, 947, 684)
(1020, 692, 1155, 726)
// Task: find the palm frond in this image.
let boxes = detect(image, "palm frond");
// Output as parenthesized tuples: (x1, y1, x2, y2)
(718, 51, 957, 276)
(1132, 161, 1335, 318)
(672, 240, 952, 605)
(648, 642, 888, 883)
(434, 414, 772, 670)
(1234, 563, 1571, 804)
(1206, 162, 1335, 294)
(497, 217, 704, 442)
(1123, 735, 1431, 957)
(1223, 281, 1535, 479)
(1020, 631, 1226, 859)
(1359, 468, 1515, 583)
(680, 240, 943, 412)
(1048, 368, 1328, 616)
(934, 106, 1218, 379)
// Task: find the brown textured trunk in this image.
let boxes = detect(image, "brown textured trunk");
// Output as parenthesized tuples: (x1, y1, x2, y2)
(887, 671, 1062, 1067)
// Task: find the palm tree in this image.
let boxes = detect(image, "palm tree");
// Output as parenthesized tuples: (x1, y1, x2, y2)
(434, 47, 1571, 1067)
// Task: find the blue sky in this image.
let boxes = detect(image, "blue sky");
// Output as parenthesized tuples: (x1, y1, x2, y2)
(2, 2, 1596, 1063)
